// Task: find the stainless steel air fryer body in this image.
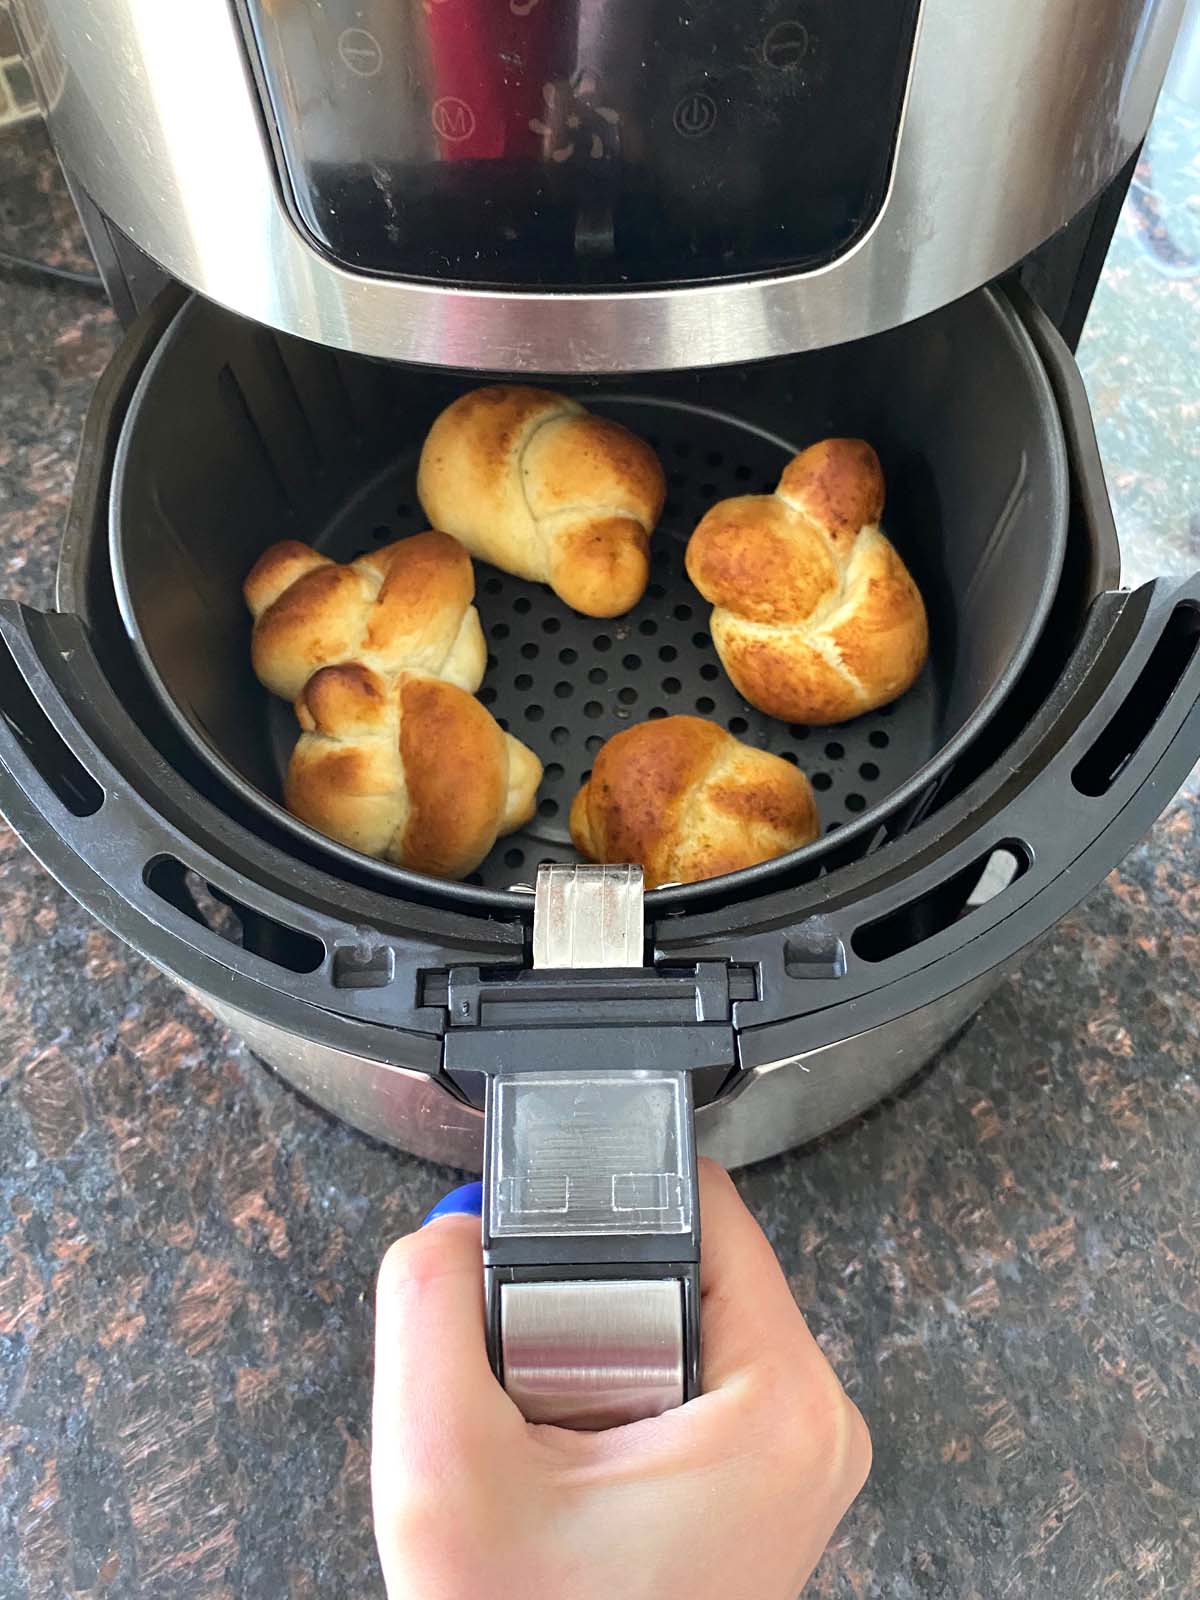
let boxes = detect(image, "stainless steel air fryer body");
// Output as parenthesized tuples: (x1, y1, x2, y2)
(11, 0, 1187, 370)
(2, 0, 1196, 1169)
(4, 0, 1200, 1427)
(1, 281, 1196, 1176)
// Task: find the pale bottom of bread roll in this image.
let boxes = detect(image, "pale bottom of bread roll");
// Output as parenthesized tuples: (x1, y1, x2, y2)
(569, 715, 819, 889)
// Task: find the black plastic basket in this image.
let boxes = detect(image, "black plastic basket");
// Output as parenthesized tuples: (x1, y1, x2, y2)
(109, 287, 1069, 903)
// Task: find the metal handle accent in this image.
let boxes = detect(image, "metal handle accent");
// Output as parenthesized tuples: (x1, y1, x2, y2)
(484, 864, 700, 1430)
(500, 1279, 686, 1430)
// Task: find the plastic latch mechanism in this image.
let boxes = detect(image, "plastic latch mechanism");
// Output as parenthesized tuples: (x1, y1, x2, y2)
(481, 865, 701, 1430)
(531, 861, 644, 968)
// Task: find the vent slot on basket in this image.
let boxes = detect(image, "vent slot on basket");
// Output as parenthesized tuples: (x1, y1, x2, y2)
(852, 842, 1030, 964)
(1072, 601, 1200, 798)
(144, 857, 325, 974)
(0, 637, 103, 817)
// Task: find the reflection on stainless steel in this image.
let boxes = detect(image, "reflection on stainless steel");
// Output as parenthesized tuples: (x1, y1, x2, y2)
(500, 1278, 685, 1428)
(695, 971, 1008, 1170)
(196, 989, 487, 1172)
(30, 0, 1185, 370)
(195, 969, 1010, 1173)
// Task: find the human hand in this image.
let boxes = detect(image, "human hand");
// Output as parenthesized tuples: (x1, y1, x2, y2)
(372, 1160, 870, 1600)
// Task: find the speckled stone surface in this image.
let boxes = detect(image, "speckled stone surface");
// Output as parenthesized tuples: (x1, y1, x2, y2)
(1, 104, 1198, 1599)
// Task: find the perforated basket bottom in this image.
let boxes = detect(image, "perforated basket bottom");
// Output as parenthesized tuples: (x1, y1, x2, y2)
(265, 396, 942, 891)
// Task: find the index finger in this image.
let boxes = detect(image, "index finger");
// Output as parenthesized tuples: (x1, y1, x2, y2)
(372, 1214, 520, 1491)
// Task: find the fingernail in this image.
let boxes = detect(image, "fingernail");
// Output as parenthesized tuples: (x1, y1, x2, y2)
(422, 1181, 483, 1226)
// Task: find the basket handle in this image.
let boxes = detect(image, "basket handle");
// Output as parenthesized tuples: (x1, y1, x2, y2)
(478, 866, 702, 1430)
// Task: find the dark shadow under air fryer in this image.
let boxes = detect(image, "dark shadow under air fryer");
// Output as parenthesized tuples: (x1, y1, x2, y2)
(109, 288, 1068, 899)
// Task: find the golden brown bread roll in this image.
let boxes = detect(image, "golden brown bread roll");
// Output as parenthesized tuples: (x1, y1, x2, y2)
(569, 716, 819, 888)
(417, 386, 666, 618)
(685, 440, 929, 726)
(287, 665, 542, 878)
(244, 531, 486, 702)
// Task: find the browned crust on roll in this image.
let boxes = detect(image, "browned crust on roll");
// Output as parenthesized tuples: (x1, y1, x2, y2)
(286, 664, 401, 858)
(246, 530, 482, 702)
(570, 715, 727, 881)
(417, 385, 665, 617)
(547, 516, 651, 619)
(685, 495, 838, 624)
(685, 437, 927, 726)
(396, 676, 509, 879)
(251, 563, 367, 697)
(569, 715, 819, 888)
(359, 530, 475, 653)
(296, 660, 383, 733)
(524, 412, 666, 528)
(778, 438, 886, 549)
(707, 625, 853, 729)
(286, 667, 540, 877)
(421, 385, 570, 482)
(244, 540, 331, 619)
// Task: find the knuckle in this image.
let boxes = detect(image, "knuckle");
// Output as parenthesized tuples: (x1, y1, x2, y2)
(751, 1358, 871, 1492)
(838, 1396, 873, 1493)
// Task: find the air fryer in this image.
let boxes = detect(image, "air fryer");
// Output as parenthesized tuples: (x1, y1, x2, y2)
(2, 0, 1197, 1426)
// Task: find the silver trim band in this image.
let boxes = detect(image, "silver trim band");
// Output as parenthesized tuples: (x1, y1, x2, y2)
(22, 0, 1184, 371)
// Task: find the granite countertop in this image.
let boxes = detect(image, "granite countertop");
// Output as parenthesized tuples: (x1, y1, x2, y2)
(1, 110, 1198, 1600)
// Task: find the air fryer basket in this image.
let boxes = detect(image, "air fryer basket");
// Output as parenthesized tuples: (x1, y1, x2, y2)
(110, 288, 1068, 899)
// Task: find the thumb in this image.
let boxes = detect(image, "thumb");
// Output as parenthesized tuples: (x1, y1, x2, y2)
(372, 1211, 521, 1496)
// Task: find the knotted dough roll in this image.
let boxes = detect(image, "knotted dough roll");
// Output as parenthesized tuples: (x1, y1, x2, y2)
(288, 664, 541, 879)
(417, 385, 665, 618)
(686, 439, 928, 726)
(569, 716, 819, 888)
(245, 531, 486, 701)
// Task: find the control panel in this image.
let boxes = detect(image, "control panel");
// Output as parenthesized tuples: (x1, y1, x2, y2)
(244, 0, 921, 288)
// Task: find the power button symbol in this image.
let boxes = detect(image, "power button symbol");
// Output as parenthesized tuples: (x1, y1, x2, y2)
(673, 90, 717, 139)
